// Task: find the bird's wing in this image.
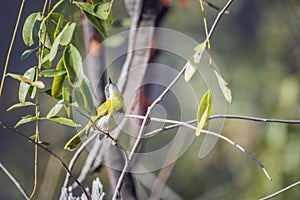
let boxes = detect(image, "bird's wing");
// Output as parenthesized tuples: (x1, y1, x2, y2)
(96, 99, 112, 118)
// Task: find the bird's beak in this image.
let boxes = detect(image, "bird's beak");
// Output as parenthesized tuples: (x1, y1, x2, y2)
(108, 77, 112, 84)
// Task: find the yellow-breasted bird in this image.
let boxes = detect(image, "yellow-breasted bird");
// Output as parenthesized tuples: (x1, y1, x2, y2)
(64, 78, 125, 151)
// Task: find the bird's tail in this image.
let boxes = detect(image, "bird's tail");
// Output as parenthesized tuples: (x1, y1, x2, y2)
(64, 128, 87, 151)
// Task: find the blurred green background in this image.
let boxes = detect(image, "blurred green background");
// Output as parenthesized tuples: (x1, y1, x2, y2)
(1, 0, 300, 199)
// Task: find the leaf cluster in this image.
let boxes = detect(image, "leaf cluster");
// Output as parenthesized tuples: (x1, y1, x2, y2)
(7, 0, 115, 132)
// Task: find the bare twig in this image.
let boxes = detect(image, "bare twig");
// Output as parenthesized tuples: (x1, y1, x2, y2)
(113, 64, 187, 199)
(205, 0, 234, 42)
(259, 180, 300, 200)
(0, 162, 29, 200)
(126, 114, 272, 180)
(210, 114, 300, 124)
(62, 111, 129, 190)
(0, 121, 90, 199)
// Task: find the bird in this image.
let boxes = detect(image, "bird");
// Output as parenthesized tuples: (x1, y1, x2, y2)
(64, 78, 126, 151)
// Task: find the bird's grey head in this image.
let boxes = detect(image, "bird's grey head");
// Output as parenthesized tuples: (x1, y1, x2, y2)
(104, 78, 121, 99)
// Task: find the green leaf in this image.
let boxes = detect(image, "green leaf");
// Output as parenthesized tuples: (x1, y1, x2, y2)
(82, 10, 107, 38)
(74, 90, 85, 110)
(79, 76, 97, 115)
(40, 69, 66, 77)
(37, 48, 52, 68)
(93, 2, 110, 20)
(40, 141, 50, 146)
(184, 59, 197, 82)
(7, 102, 35, 111)
(105, 10, 115, 29)
(60, 23, 76, 46)
(13, 67, 35, 103)
(46, 100, 64, 118)
(29, 135, 36, 140)
(21, 49, 36, 60)
(14, 115, 36, 128)
(48, 34, 61, 61)
(48, 116, 81, 127)
(62, 77, 71, 117)
(193, 42, 206, 64)
(196, 90, 212, 136)
(53, 13, 68, 39)
(22, 12, 42, 46)
(63, 44, 83, 87)
(73, 1, 95, 15)
(52, 58, 66, 98)
(39, 20, 55, 48)
(214, 70, 232, 104)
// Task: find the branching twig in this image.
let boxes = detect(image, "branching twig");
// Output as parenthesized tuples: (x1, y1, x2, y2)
(205, 0, 234, 42)
(259, 180, 300, 200)
(0, 121, 90, 199)
(62, 111, 129, 190)
(0, 162, 29, 200)
(126, 114, 272, 180)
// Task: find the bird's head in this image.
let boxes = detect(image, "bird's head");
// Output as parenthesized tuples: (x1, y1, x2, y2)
(104, 78, 122, 99)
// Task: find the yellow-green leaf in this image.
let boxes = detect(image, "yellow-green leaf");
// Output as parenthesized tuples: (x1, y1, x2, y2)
(214, 70, 232, 104)
(40, 69, 66, 77)
(48, 116, 81, 127)
(52, 58, 66, 98)
(196, 90, 212, 136)
(196, 106, 209, 136)
(193, 41, 206, 64)
(62, 77, 71, 117)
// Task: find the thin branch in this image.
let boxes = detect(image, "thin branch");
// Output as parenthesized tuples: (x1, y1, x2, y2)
(113, 64, 187, 200)
(210, 114, 300, 124)
(62, 111, 129, 190)
(205, 0, 234, 42)
(259, 180, 300, 200)
(126, 114, 272, 181)
(0, 0, 26, 96)
(0, 162, 29, 200)
(0, 121, 90, 199)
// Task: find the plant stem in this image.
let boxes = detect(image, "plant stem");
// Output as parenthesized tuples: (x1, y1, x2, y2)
(0, 0, 26, 96)
(0, 121, 90, 199)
